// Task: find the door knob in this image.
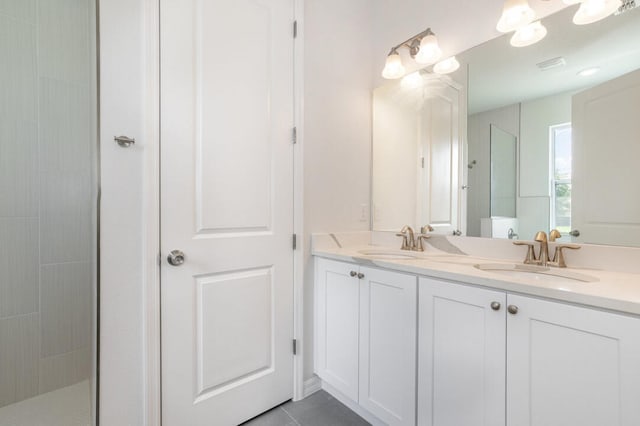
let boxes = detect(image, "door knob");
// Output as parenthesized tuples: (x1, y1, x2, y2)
(490, 301, 501, 311)
(357, 273, 365, 279)
(350, 271, 358, 277)
(167, 250, 185, 266)
(507, 305, 519, 315)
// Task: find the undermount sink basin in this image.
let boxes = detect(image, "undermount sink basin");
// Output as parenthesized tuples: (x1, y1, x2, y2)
(474, 263, 599, 283)
(356, 249, 422, 260)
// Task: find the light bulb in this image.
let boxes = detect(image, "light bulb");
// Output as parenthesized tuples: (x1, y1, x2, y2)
(401, 72, 424, 89)
(433, 56, 460, 75)
(497, 0, 536, 33)
(573, 0, 621, 25)
(414, 34, 442, 64)
(381, 51, 405, 79)
(510, 21, 547, 47)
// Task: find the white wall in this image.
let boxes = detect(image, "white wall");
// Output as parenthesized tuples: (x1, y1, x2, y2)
(372, 83, 420, 230)
(302, 0, 373, 381)
(99, 0, 147, 424)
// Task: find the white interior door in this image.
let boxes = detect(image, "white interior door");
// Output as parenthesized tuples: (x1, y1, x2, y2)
(160, 1, 295, 424)
(419, 78, 463, 235)
(572, 69, 640, 245)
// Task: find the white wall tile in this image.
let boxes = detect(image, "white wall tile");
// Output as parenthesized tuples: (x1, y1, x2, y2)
(0, 314, 39, 408)
(37, 0, 90, 84)
(40, 171, 92, 264)
(0, 120, 39, 217)
(0, 218, 39, 318)
(0, 14, 37, 121)
(0, 0, 36, 23)
(38, 77, 91, 173)
(40, 262, 91, 357)
(39, 347, 90, 394)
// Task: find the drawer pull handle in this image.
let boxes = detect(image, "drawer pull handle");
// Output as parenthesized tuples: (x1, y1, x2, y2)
(491, 301, 501, 311)
(507, 305, 519, 315)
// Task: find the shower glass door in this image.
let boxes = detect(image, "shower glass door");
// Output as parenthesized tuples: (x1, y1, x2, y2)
(0, 1, 98, 425)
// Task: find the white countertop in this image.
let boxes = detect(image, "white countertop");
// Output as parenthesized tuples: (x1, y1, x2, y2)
(312, 233, 640, 316)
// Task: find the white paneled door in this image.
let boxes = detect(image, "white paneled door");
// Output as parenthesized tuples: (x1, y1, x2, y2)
(160, 1, 295, 425)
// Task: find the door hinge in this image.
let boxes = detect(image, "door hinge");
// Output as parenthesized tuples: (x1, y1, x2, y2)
(293, 20, 298, 38)
(292, 126, 297, 144)
(292, 233, 297, 250)
(293, 339, 298, 355)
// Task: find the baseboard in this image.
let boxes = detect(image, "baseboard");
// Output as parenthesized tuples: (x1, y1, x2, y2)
(303, 376, 322, 398)
(320, 381, 386, 426)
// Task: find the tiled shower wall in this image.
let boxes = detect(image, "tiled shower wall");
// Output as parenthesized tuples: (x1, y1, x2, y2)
(0, 0, 95, 407)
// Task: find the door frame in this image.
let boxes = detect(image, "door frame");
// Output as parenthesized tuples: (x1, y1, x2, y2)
(141, 0, 306, 424)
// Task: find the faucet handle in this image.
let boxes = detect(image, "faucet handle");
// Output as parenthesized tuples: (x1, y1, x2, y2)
(420, 225, 434, 234)
(549, 229, 562, 242)
(513, 241, 537, 264)
(396, 232, 410, 250)
(551, 244, 580, 268)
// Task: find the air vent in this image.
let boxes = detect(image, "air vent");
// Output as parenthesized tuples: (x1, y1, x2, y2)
(615, 0, 637, 15)
(536, 57, 567, 71)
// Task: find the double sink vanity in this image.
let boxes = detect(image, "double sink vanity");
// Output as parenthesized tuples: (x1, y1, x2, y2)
(312, 231, 640, 426)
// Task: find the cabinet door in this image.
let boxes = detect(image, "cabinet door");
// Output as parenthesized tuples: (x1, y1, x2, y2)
(507, 295, 640, 426)
(359, 267, 417, 426)
(418, 277, 506, 426)
(314, 258, 360, 401)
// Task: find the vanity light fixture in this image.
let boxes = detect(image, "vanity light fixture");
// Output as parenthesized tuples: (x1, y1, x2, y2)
(382, 48, 406, 79)
(573, 0, 622, 24)
(381, 28, 443, 79)
(401, 71, 424, 89)
(433, 56, 460, 74)
(497, 0, 536, 32)
(414, 33, 442, 64)
(510, 20, 548, 46)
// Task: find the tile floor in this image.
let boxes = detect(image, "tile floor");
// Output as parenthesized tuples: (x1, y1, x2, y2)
(242, 390, 370, 426)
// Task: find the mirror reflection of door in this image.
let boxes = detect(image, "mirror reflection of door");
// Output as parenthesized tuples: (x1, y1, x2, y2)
(490, 125, 517, 218)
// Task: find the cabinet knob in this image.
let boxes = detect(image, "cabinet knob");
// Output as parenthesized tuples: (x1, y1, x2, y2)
(507, 305, 519, 315)
(350, 271, 358, 277)
(490, 301, 501, 311)
(357, 273, 365, 279)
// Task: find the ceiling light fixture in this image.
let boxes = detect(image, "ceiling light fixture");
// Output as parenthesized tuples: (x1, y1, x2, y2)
(510, 20, 548, 46)
(497, 0, 536, 32)
(573, 0, 622, 24)
(433, 56, 460, 74)
(381, 28, 443, 79)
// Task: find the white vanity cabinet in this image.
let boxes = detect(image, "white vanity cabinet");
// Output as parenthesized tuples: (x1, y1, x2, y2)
(315, 258, 417, 426)
(506, 294, 640, 426)
(418, 277, 507, 426)
(419, 276, 640, 426)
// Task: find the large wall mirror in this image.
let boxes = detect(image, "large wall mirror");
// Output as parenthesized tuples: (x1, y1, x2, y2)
(371, 4, 640, 247)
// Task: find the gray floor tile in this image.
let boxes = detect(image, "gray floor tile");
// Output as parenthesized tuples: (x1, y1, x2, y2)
(281, 391, 370, 426)
(242, 407, 298, 426)
(247, 390, 370, 426)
